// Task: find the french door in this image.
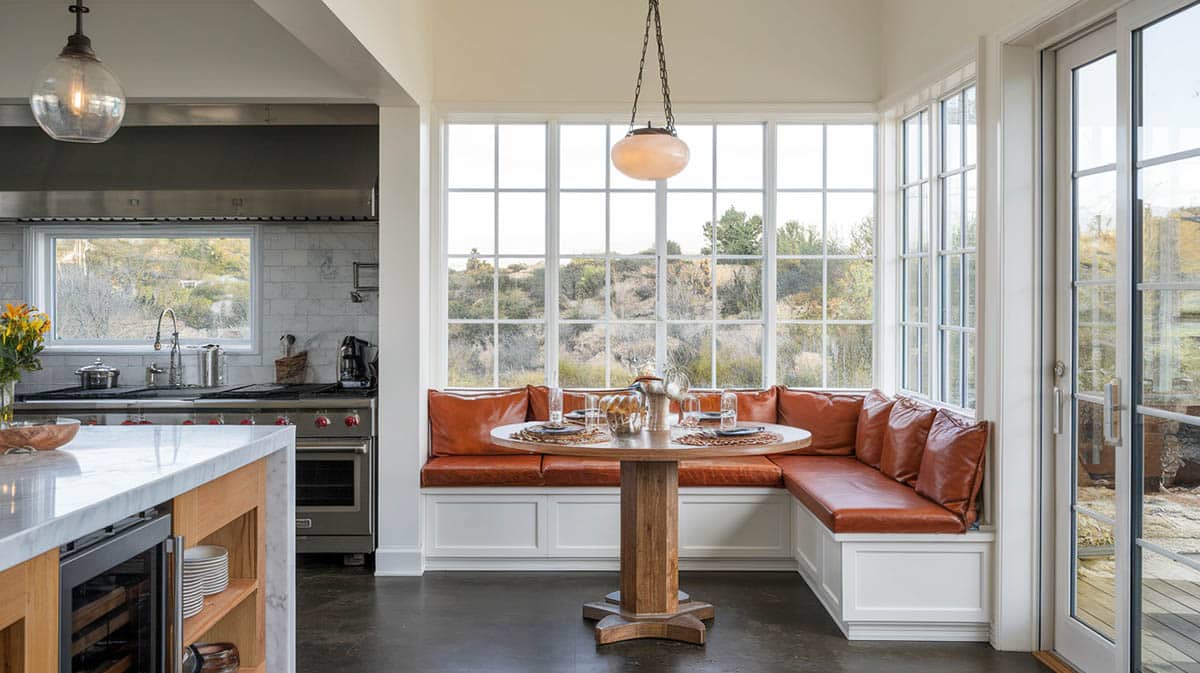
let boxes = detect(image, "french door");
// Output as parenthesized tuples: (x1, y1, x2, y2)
(1052, 2, 1200, 672)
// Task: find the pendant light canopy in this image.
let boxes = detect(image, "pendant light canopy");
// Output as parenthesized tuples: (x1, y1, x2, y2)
(611, 0, 689, 181)
(30, 0, 125, 144)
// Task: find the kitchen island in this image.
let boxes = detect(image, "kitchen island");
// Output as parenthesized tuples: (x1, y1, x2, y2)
(0, 425, 296, 673)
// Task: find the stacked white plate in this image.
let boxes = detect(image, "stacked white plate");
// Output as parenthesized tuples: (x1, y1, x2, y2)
(182, 545, 230, 617)
(181, 572, 205, 618)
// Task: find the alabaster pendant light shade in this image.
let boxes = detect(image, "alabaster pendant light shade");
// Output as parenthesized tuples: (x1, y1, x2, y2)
(611, 127, 690, 181)
(30, 2, 125, 143)
(612, 0, 689, 181)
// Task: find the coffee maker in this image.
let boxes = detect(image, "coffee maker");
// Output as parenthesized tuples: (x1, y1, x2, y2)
(337, 336, 375, 388)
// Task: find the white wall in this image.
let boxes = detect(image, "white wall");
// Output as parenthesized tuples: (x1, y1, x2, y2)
(320, 0, 434, 104)
(433, 0, 882, 105)
(878, 0, 1057, 101)
(0, 0, 364, 101)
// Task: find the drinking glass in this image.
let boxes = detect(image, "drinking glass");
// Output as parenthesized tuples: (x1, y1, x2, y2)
(720, 391, 738, 431)
(680, 394, 701, 427)
(548, 386, 564, 426)
(584, 393, 603, 432)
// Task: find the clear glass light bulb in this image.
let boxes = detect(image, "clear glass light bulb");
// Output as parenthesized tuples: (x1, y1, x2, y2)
(30, 51, 125, 143)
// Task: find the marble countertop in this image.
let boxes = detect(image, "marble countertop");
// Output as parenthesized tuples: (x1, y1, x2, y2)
(0, 425, 295, 572)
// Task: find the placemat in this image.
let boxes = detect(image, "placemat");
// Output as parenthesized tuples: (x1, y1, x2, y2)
(676, 430, 783, 447)
(511, 426, 609, 445)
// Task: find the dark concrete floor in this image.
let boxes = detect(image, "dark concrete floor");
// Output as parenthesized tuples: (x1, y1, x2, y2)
(297, 558, 1050, 673)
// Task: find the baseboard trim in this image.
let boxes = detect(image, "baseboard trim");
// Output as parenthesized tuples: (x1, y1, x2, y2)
(845, 621, 991, 642)
(373, 546, 425, 576)
(1033, 651, 1080, 673)
(423, 557, 800, 572)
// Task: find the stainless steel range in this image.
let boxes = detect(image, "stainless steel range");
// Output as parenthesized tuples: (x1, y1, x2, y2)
(16, 383, 377, 559)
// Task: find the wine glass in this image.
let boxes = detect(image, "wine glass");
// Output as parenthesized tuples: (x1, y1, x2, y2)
(664, 367, 690, 403)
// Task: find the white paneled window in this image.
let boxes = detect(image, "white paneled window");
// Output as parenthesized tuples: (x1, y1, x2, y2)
(666, 124, 766, 389)
(899, 84, 977, 409)
(938, 87, 977, 409)
(558, 124, 657, 387)
(776, 124, 876, 389)
(442, 120, 877, 390)
(28, 225, 258, 352)
(445, 123, 548, 387)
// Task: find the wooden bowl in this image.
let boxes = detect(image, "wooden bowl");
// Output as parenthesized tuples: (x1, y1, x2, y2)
(0, 418, 81, 452)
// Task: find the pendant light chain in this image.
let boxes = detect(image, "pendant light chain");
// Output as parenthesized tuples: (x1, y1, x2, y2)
(626, 0, 676, 134)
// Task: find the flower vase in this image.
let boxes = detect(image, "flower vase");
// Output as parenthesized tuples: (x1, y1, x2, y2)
(0, 379, 15, 429)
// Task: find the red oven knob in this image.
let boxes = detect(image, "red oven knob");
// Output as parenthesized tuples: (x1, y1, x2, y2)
(121, 419, 136, 426)
(344, 414, 360, 428)
(208, 417, 223, 425)
(84, 419, 98, 426)
(275, 416, 291, 426)
(139, 420, 153, 425)
(314, 415, 331, 428)
(239, 417, 255, 425)
(182, 419, 195, 425)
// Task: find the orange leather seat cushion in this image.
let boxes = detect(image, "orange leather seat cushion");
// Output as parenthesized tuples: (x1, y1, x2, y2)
(680, 457, 782, 487)
(542, 456, 621, 486)
(773, 455, 965, 534)
(421, 456, 544, 487)
(855, 389, 895, 469)
(428, 389, 529, 456)
(915, 410, 989, 526)
(671, 389, 779, 424)
(543, 456, 783, 487)
(776, 388, 863, 455)
(879, 397, 938, 485)
(527, 385, 627, 421)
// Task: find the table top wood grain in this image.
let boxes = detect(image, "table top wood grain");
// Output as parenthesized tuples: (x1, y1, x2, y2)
(489, 421, 812, 462)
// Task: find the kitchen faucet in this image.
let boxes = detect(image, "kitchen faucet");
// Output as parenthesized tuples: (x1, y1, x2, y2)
(153, 307, 183, 387)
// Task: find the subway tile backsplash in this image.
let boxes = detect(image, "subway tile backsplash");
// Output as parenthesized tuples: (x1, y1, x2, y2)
(0, 222, 379, 387)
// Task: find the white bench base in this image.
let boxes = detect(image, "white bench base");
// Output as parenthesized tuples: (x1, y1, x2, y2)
(413, 487, 993, 641)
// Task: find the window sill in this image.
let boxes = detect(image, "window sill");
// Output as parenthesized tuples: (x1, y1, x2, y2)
(42, 344, 258, 357)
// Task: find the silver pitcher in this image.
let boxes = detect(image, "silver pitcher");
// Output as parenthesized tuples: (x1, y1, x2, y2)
(633, 376, 671, 432)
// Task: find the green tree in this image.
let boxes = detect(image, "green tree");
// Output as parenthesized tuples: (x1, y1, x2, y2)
(702, 206, 763, 255)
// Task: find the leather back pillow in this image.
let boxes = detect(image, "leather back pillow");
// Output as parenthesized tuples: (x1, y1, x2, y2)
(776, 388, 863, 455)
(527, 385, 626, 421)
(429, 389, 529, 456)
(915, 410, 989, 525)
(671, 389, 779, 423)
(854, 389, 895, 468)
(879, 397, 938, 485)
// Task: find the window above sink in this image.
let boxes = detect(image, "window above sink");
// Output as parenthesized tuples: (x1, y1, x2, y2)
(25, 224, 259, 354)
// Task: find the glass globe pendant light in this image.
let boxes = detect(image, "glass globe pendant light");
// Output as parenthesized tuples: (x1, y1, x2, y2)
(30, 0, 125, 143)
(611, 0, 689, 181)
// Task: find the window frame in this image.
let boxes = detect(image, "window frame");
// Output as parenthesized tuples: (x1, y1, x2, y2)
(25, 223, 261, 354)
(435, 111, 881, 391)
(895, 76, 979, 414)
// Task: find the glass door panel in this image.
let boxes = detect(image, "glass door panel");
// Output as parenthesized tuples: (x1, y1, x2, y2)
(1054, 25, 1121, 673)
(1134, 4, 1200, 670)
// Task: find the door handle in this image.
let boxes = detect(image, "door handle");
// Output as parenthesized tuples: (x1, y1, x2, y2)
(1103, 379, 1121, 446)
(168, 534, 185, 673)
(1052, 387, 1064, 435)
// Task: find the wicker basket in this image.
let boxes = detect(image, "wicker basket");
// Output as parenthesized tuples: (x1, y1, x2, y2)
(274, 352, 307, 384)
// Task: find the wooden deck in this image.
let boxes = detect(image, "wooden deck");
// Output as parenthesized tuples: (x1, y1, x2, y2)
(1078, 563, 1200, 672)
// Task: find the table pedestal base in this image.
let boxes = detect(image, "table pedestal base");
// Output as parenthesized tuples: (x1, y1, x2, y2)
(583, 597, 715, 644)
(580, 461, 715, 645)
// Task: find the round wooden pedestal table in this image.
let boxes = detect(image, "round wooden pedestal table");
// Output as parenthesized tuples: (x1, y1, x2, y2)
(490, 421, 812, 645)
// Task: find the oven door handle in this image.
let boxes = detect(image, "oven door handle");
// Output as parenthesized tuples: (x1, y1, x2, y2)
(168, 535, 185, 673)
(296, 441, 370, 455)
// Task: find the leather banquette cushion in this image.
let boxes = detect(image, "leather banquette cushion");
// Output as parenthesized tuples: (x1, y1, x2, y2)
(428, 389, 529, 456)
(776, 388, 863, 455)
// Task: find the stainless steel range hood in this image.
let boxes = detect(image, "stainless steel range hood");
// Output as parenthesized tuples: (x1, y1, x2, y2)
(0, 104, 379, 221)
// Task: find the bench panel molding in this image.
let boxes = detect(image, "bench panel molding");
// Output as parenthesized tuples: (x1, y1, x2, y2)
(792, 500, 993, 641)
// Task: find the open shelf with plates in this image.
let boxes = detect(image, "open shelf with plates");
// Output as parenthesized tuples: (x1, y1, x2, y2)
(172, 460, 267, 669)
